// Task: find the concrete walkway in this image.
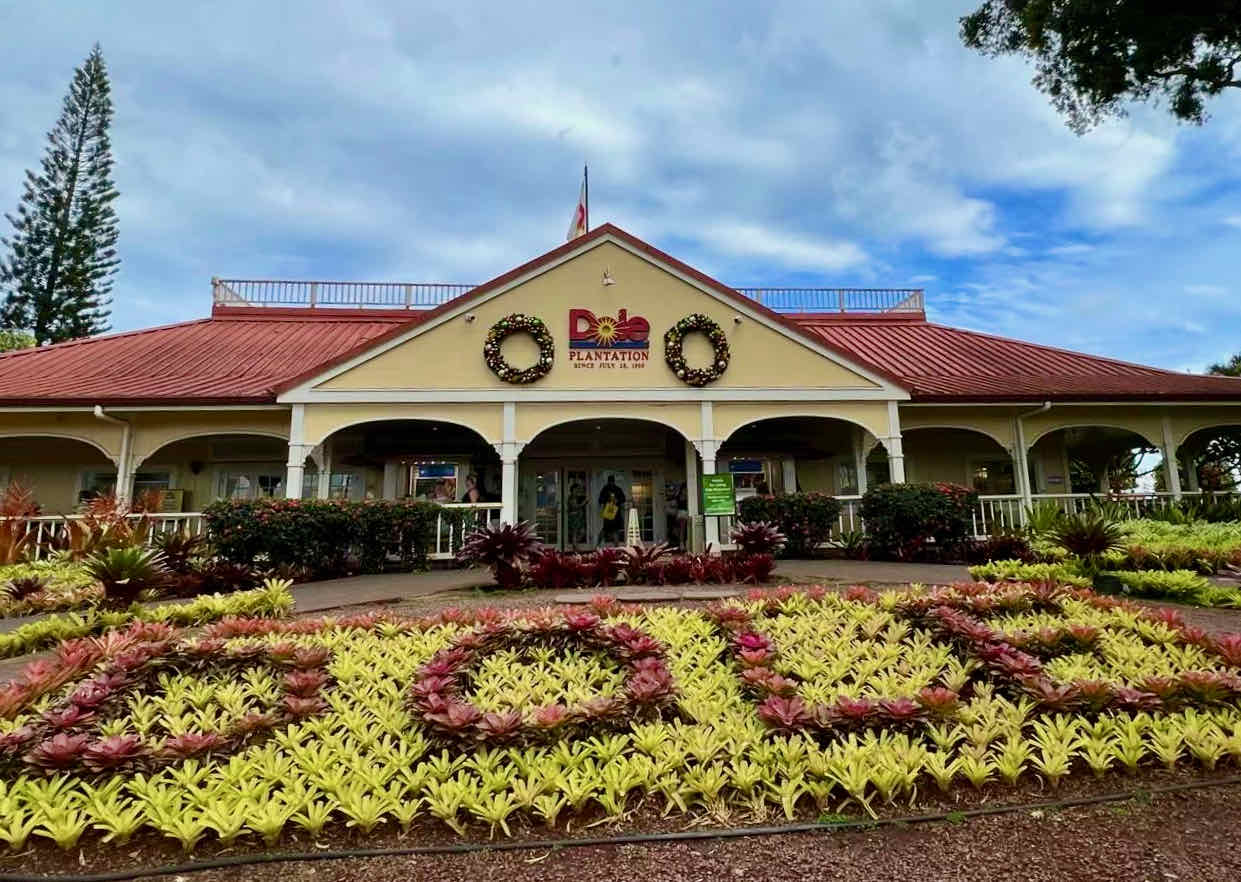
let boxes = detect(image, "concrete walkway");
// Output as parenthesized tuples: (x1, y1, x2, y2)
(287, 558, 972, 612)
(772, 558, 971, 585)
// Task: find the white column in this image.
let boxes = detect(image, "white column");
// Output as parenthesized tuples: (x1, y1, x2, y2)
(498, 402, 520, 525)
(700, 402, 721, 551)
(852, 427, 868, 495)
(884, 401, 905, 483)
(684, 438, 701, 550)
(1013, 414, 1033, 516)
(1185, 453, 1200, 491)
(382, 462, 399, 500)
(781, 457, 797, 494)
(316, 441, 332, 500)
(285, 404, 307, 499)
(1161, 413, 1183, 500)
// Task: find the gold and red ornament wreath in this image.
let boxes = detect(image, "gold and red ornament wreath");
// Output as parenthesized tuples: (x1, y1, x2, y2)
(664, 313, 730, 386)
(484, 314, 555, 384)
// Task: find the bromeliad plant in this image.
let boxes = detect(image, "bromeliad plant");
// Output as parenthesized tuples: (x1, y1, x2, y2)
(408, 609, 678, 745)
(456, 521, 542, 590)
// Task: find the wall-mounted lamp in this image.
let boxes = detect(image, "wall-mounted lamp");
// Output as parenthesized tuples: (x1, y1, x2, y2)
(601, 268, 615, 286)
(733, 316, 743, 324)
(464, 314, 477, 323)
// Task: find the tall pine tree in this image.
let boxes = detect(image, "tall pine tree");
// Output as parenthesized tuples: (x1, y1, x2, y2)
(1, 44, 117, 345)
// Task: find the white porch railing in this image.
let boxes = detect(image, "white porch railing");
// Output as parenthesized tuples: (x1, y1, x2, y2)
(973, 491, 1209, 535)
(5, 504, 503, 562)
(430, 503, 503, 560)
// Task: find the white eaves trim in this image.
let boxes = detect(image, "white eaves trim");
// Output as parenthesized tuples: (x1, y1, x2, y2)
(276, 232, 911, 404)
(280, 387, 902, 404)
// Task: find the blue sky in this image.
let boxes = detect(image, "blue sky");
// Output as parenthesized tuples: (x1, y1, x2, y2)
(2, 0, 1240, 372)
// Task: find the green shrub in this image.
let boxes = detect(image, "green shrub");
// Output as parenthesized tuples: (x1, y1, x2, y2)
(858, 482, 979, 561)
(736, 493, 841, 557)
(968, 559, 1091, 588)
(1103, 569, 1241, 608)
(0, 579, 293, 658)
(204, 498, 465, 577)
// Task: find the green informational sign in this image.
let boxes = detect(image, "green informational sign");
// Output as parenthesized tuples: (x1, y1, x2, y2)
(701, 473, 736, 517)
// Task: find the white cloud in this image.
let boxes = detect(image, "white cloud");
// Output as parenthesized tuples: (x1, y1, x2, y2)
(697, 221, 868, 272)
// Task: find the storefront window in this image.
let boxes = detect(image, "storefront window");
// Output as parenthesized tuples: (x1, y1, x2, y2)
(408, 462, 458, 501)
(729, 459, 770, 497)
(630, 470, 654, 541)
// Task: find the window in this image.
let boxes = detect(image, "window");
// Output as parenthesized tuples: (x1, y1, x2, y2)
(728, 459, 770, 497)
(408, 462, 459, 502)
(302, 471, 364, 500)
(81, 470, 171, 501)
(217, 470, 285, 500)
(972, 459, 1016, 494)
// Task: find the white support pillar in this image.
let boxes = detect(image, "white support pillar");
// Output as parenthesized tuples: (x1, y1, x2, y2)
(852, 427, 869, 496)
(1161, 413, 1183, 501)
(700, 401, 721, 551)
(315, 441, 332, 500)
(1185, 454, 1200, 491)
(498, 402, 521, 525)
(781, 457, 797, 494)
(382, 462, 399, 500)
(93, 406, 134, 506)
(684, 438, 701, 552)
(1013, 414, 1033, 516)
(285, 404, 308, 499)
(884, 401, 906, 483)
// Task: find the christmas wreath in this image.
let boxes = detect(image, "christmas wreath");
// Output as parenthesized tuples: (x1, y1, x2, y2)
(484, 314, 554, 384)
(664, 313, 730, 386)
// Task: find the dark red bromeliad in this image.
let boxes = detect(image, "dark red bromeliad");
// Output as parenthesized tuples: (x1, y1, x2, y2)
(407, 607, 679, 746)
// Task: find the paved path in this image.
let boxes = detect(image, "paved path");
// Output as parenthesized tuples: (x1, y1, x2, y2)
(289, 567, 493, 614)
(772, 558, 971, 585)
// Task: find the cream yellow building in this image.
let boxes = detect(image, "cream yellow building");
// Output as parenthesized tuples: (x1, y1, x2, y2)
(2, 224, 1240, 548)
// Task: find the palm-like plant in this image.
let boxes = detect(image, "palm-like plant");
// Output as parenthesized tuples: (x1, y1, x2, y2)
(457, 521, 541, 590)
(1048, 510, 1125, 573)
(83, 546, 171, 606)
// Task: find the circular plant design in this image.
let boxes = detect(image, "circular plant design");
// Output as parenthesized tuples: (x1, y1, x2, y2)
(0, 621, 333, 775)
(407, 610, 678, 745)
(664, 313, 730, 386)
(484, 313, 555, 384)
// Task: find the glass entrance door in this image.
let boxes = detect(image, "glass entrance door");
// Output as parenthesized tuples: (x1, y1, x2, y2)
(531, 468, 561, 548)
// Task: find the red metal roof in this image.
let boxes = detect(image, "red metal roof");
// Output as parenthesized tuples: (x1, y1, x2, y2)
(797, 316, 1241, 402)
(0, 313, 407, 406)
(0, 223, 1239, 406)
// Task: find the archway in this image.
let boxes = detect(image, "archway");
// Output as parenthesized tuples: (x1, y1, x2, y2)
(1028, 426, 1158, 509)
(519, 418, 691, 549)
(1176, 424, 1241, 493)
(0, 436, 116, 514)
(716, 415, 885, 535)
(138, 433, 295, 509)
(310, 419, 501, 504)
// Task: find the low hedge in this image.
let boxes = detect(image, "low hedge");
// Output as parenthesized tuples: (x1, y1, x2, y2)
(859, 482, 979, 561)
(736, 493, 841, 557)
(203, 498, 467, 577)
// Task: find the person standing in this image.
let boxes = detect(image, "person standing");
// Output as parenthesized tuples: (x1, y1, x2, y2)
(596, 474, 625, 545)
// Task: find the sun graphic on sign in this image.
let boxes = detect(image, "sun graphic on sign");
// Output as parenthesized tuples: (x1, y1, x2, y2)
(588, 315, 619, 345)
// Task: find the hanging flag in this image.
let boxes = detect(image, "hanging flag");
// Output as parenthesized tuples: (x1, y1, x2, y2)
(567, 166, 588, 240)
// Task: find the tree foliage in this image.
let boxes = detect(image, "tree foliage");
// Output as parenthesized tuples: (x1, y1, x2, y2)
(0, 44, 117, 345)
(0, 329, 35, 352)
(961, 1, 1241, 131)
(1208, 352, 1241, 377)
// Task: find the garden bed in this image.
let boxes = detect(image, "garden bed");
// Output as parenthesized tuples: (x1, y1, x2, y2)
(0, 580, 1239, 874)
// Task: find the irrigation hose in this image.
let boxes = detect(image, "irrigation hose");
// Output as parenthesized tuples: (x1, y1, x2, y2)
(5, 773, 1241, 882)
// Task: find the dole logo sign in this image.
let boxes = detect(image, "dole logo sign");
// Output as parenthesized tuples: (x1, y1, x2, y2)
(568, 308, 651, 369)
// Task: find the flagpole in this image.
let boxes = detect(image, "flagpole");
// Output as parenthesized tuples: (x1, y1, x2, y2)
(584, 164, 589, 232)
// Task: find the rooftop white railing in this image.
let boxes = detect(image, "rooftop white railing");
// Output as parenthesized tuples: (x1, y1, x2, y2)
(213, 278, 926, 315)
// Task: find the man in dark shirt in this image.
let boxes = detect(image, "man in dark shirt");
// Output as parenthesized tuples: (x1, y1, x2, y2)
(597, 474, 626, 545)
